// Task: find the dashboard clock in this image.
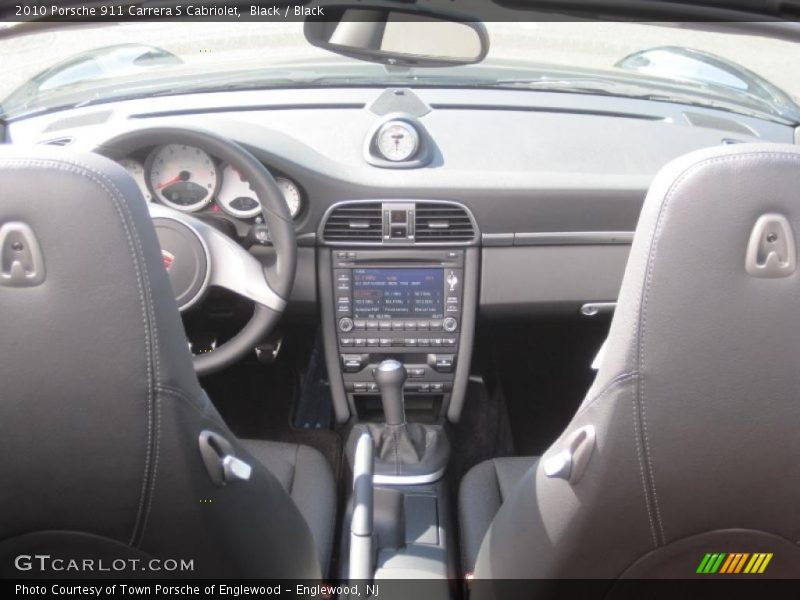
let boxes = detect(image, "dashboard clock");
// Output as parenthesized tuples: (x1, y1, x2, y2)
(375, 120, 419, 162)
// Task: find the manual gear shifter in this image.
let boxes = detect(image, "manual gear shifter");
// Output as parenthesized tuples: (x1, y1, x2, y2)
(344, 359, 449, 483)
(373, 359, 406, 426)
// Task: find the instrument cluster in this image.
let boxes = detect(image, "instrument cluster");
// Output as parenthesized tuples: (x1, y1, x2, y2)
(118, 143, 303, 221)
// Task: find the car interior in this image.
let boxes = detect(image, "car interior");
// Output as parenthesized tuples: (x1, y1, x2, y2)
(2, 1, 800, 594)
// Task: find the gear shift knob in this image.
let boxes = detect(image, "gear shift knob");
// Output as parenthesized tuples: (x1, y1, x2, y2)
(373, 359, 407, 426)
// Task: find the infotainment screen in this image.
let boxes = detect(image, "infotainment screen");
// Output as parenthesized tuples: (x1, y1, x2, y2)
(352, 268, 444, 320)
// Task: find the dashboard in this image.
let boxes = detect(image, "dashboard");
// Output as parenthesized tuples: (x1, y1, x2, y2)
(6, 84, 798, 314)
(6, 84, 797, 423)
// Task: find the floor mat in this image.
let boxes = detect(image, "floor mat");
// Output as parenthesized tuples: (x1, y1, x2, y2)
(201, 360, 342, 480)
(448, 375, 515, 488)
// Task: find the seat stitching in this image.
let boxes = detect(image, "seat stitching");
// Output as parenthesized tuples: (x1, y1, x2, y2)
(635, 150, 800, 547)
(575, 370, 638, 417)
(0, 157, 157, 548)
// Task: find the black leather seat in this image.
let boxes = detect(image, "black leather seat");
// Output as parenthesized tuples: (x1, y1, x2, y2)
(240, 440, 336, 571)
(458, 457, 537, 575)
(459, 143, 800, 584)
(0, 149, 335, 578)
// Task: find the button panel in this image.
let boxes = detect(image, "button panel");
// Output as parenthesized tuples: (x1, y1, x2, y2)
(333, 250, 465, 397)
(340, 336, 457, 348)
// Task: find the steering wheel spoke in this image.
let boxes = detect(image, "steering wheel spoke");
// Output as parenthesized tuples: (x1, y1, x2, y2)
(147, 203, 286, 312)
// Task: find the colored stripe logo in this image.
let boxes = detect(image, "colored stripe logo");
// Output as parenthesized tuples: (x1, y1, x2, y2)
(696, 552, 773, 574)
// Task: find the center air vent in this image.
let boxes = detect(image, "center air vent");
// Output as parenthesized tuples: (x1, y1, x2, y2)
(414, 202, 476, 242)
(322, 202, 383, 242)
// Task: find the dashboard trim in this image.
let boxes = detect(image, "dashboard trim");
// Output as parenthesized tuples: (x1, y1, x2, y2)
(513, 231, 635, 246)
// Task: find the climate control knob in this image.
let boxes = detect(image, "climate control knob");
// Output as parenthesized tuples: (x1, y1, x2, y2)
(339, 317, 354, 333)
(443, 317, 458, 332)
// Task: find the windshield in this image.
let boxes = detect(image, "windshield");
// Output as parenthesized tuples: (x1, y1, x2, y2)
(2, 21, 798, 123)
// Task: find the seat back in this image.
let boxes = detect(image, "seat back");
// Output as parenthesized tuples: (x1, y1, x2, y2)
(0, 149, 319, 578)
(474, 144, 800, 580)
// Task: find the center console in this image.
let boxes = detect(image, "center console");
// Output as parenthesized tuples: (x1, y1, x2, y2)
(318, 200, 479, 426)
(318, 200, 478, 588)
(334, 249, 464, 399)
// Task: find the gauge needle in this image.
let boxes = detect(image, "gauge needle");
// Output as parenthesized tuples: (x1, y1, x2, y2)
(157, 175, 182, 189)
(157, 170, 191, 189)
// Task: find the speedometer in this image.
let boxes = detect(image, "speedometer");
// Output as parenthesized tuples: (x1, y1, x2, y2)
(147, 144, 218, 212)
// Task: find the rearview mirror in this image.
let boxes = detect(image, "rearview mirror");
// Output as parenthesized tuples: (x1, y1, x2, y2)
(304, 3, 488, 67)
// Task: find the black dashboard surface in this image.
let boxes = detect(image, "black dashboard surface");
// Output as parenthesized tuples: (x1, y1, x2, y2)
(7, 86, 797, 312)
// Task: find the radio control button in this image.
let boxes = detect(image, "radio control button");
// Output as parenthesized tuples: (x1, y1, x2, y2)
(341, 338, 354, 347)
(354, 338, 366, 347)
(404, 338, 417, 347)
(367, 338, 379, 347)
(339, 317, 354, 332)
(416, 321, 430, 330)
(379, 321, 392, 330)
(432, 338, 443, 347)
(443, 337, 457, 346)
(418, 338, 431, 347)
(379, 338, 392, 347)
(367, 321, 379, 331)
(429, 320, 443, 331)
(342, 354, 366, 373)
(443, 317, 458, 332)
(392, 339, 405, 347)
(428, 354, 455, 373)
(391, 321, 404, 331)
(404, 321, 416, 331)
(353, 320, 366, 330)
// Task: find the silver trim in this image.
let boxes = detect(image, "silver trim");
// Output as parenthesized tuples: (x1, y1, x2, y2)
(372, 466, 446, 486)
(148, 203, 286, 312)
(319, 199, 480, 247)
(513, 231, 634, 246)
(375, 119, 419, 162)
(579, 302, 617, 317)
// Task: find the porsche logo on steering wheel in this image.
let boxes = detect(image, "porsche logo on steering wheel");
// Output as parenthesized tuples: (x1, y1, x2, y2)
(161, 249, 175, 272)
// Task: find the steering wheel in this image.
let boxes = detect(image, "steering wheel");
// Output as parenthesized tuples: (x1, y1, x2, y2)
(96, 127, 297, 376)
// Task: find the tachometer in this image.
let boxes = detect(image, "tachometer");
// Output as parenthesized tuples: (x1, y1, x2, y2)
(118, 158, 152, 202)
(217, 164, 261, 219)
(147, 144, 218, 212)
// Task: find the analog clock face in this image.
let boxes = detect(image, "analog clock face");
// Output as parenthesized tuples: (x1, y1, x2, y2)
(376, 120, 419, 162)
